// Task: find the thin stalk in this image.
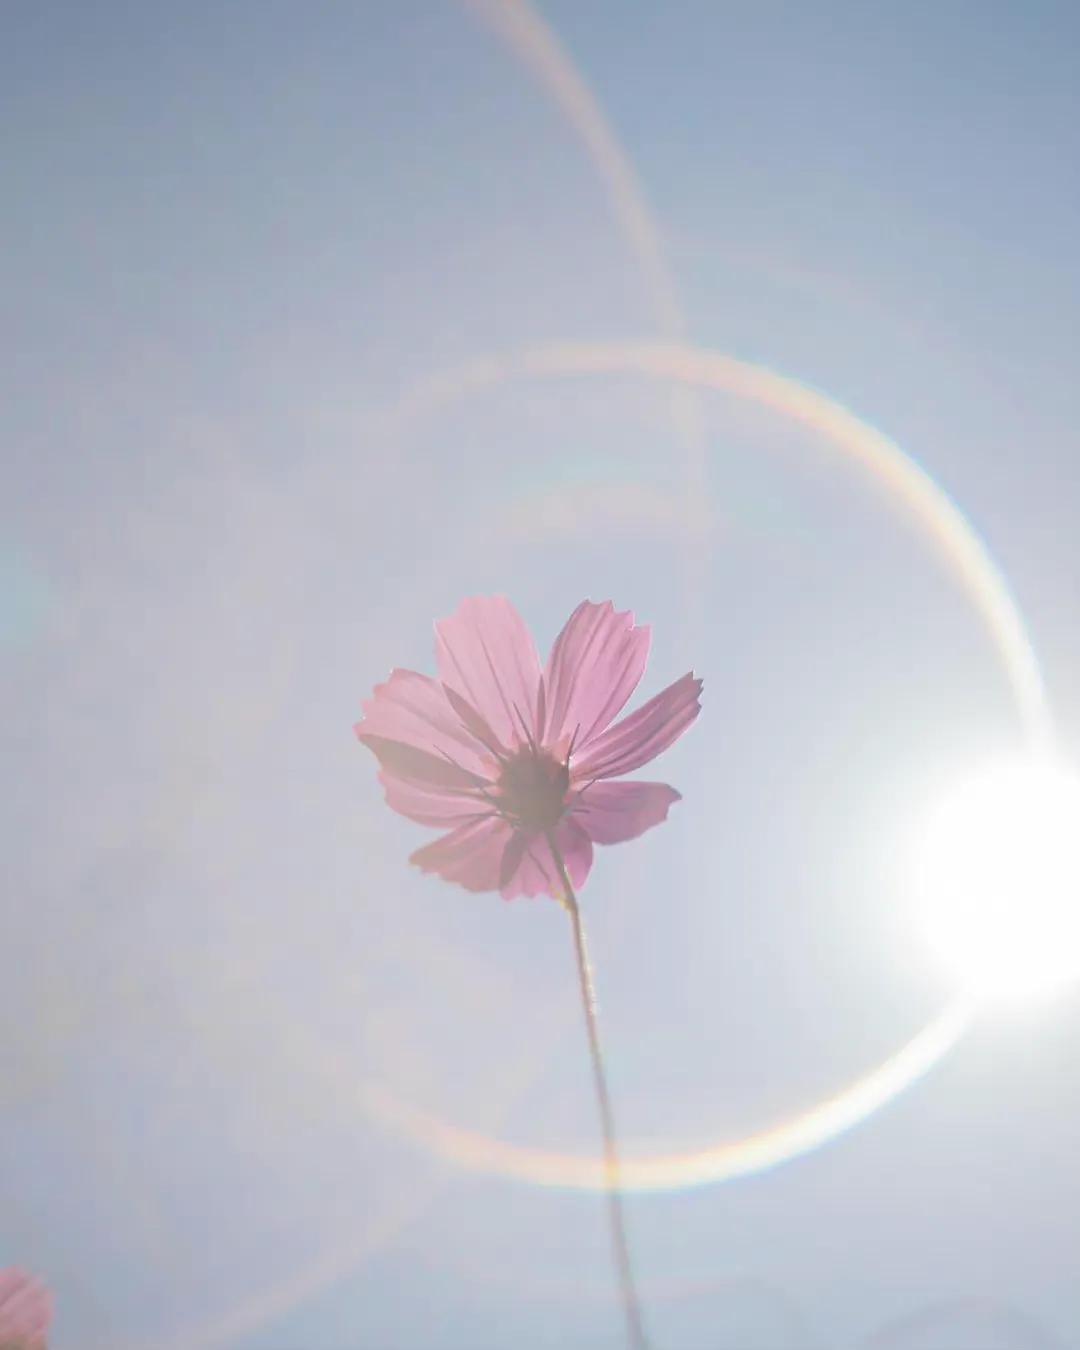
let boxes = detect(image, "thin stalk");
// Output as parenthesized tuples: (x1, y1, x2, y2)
(546, 830, 650, 1350)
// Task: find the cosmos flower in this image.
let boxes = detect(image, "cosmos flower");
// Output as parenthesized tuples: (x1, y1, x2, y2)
(0, 1269, 53, 1350)
(355, 597, 702, 899)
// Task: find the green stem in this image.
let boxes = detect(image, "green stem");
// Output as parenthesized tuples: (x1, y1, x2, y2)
(547, 830, 650, 1350)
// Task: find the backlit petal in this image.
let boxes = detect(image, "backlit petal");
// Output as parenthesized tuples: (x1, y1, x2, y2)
(573, 672, 702, 780)
(498, 830, 532, 893)
(0, 1268, 53, 1344)
(542, 601, 651, 750)
(354, 668, 492, 777)
(356, 735, 488, 792)
(435, 596, 541, 749)
(555, 816, 594, 891)
(499, 817, 594, 900)
(378, 771, 489, 827)
(410, 816, 514, 893)
(571, 780, 681, 844)
(442, 683, 510, 760)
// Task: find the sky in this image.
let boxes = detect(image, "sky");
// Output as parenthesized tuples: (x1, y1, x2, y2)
(3, 2, 1080, 1347)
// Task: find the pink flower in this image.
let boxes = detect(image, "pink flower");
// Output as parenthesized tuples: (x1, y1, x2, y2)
(355, 597, 702, 899)
(0, 1269, 53, 1350)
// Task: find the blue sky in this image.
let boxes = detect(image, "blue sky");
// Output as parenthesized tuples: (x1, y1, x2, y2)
(3, 3, 1080, 1347)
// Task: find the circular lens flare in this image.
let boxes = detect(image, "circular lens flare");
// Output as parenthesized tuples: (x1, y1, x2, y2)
(917, 757, 1080, 1000)
(361, 997, 975, 1192)
(363, 339, 1053, 1190)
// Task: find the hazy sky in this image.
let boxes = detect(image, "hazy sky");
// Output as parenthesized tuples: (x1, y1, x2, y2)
(4, 3, 1080, 1348)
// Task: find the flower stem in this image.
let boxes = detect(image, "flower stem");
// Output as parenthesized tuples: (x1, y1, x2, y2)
(546, 831, 650, 1350)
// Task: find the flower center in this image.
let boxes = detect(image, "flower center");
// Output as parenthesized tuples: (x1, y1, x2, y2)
(494, 747, 570, 831)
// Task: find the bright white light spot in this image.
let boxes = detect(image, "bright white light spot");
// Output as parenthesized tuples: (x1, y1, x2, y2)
(915, 757, 1080, 1000)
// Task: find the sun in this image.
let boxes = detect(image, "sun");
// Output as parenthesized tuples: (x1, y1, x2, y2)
(914, 755, 1080, 1000)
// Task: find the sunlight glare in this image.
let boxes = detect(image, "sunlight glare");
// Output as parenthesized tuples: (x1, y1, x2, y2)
(916, 757, 1080, 1000)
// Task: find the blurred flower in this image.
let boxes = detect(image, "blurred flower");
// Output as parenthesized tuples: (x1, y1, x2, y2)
(356, 596, 701, 898)
(0, 1269, 53, 1350)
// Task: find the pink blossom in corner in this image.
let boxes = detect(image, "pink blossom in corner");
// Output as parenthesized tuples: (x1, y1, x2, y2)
(355, 598, 702, 899)
(0, 1269, 53, 1350)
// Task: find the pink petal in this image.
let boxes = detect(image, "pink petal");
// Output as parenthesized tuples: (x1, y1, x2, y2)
(354, 668, 493, 779)
(435, 596, 541, 749)
(0, 1269, 52, 1343)
(542, 601, 651, 750)
(357, 735, 488, 792)
(498, 830, 532, 893)
(498, 833, 554, 899)
(554, 817, 594, 891)
(500, 817, 594, 900)
(0, 1269, 24, 1304)
(378, 771, 490, 827)
(573, 672, 702, 781)
(441, 683, 510, 760)
(409, 815, 514, 893)
(571, 781, 682, 844)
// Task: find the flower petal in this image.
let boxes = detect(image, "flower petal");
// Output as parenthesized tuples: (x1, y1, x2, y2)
(555, 816, 594, 891)
(441, 683, 510, 760)
(542, 600, 651, 750)
(498, 830, 532, 892)
(357, 735, 488, 792)
(354, 668, 493, 778)
(572, 781, 682, 844)
(499, 817, 594, 900)
(498, 832, 553, 899)
(378, 771, 490, 827)
(435, 596, 541, 749)
(573, 672, 702, 780)
(410, 816, 514, 893)
(0, 1268, 52, 1342)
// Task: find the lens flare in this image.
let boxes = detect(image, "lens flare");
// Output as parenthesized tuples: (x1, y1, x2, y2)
(463, 0, 683, 341)
(140, 4, 1056, 1339)
(361, 999, 974, 1192)
(383, 341, 1049, 751)
(915, 756, 1080, 1000)
(171, 341, 1051, 1347)
(362, 338, 1051, 1191)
